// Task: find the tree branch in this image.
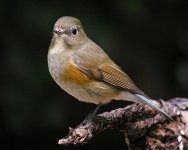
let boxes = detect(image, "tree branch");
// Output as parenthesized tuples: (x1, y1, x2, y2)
(58, 98, 188, 149)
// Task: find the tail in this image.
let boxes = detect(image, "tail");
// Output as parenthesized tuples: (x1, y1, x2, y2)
(134, 93, 173, 121)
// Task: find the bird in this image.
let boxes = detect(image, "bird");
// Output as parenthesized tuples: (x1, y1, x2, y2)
(47, 16, 172, 121)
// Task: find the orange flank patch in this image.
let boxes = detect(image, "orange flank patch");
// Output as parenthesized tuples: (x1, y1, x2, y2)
(61, 60, 90, 84)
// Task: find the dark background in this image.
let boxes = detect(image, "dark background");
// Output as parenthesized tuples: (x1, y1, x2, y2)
(1, 0, 188, 150)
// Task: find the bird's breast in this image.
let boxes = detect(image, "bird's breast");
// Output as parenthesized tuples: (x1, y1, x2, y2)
(48, 53, 120, 104)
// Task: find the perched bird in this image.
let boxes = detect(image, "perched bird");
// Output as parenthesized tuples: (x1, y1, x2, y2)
(48, 16, 172, 120)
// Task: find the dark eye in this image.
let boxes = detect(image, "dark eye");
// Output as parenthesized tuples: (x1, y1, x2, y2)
(72, 28, 78, 35)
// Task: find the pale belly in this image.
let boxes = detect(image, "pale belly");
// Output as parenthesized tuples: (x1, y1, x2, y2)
(55, 79, 121, 104)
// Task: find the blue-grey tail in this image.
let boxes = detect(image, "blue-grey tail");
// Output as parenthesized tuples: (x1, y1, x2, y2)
(135, 93, 173, 121)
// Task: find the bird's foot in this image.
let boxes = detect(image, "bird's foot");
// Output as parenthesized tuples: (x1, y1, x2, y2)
(78, 103, 101, 128)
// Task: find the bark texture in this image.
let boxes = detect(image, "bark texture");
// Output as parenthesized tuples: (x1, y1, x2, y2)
(58, 98, 188, 150)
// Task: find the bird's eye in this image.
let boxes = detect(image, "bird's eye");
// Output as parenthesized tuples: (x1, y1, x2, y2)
(72, 28, 78, 36)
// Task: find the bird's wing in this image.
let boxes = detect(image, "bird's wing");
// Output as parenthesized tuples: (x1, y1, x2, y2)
(76, 63, 173, 120)
(76, 62, 145, 96)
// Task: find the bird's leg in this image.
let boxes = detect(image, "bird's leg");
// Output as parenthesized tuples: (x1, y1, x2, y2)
(78, 103, 101, 128)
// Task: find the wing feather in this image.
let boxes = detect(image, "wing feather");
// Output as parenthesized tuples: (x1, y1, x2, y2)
(75, 61, 173, 120)
(97, 65, 145, 95)
(76, 62, 146, 96)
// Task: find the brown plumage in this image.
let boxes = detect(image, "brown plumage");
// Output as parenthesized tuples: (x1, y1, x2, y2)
(48, 16, 173, 121)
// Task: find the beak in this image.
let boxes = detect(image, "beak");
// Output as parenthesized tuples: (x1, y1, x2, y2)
(53, 28, 65, 35)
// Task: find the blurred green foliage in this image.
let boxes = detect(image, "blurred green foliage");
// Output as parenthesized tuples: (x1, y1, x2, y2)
(1, 0, 188, 149)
